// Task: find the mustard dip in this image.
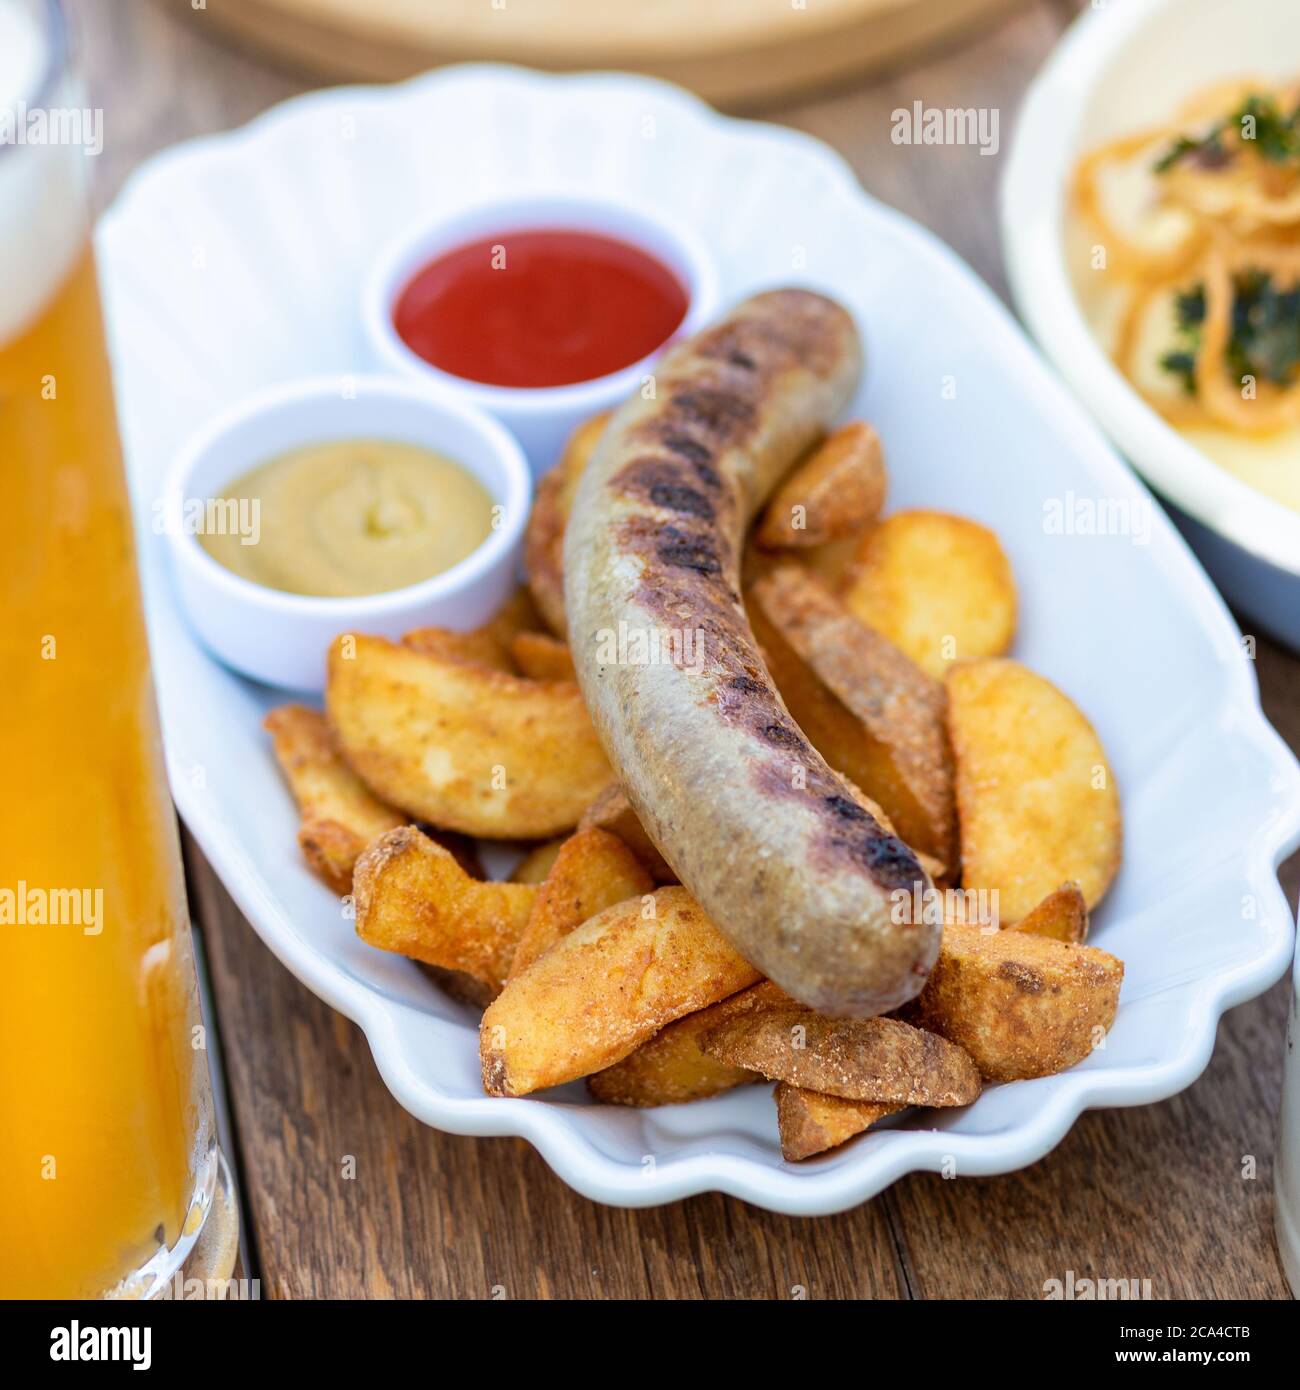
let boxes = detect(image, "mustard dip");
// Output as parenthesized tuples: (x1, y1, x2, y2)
(201, 439, 494, 597)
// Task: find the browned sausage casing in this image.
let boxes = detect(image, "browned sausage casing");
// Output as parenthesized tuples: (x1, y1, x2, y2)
(563, 289, 939, 1016)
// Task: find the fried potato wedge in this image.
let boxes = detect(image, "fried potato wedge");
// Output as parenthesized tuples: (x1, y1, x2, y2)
(749, 564, 955, 866)
(401, 625, 515, 671)
(264, 704, 405, 894)
(946, 658, 1121, 922)
(588, 979, 793, 1107)
(403, 587, 542, 672)
(906, 922, 1122, 1082)
(755, 421, 886, 549)
(354, 827, 537, 997)
(1013, 881, 1089, 944)
(510, 838, 567, 885)
(480, 886, 761, 1096)
(413, 825, 484, 880)
(842, 510, 1017, 678)
(510, 827, 653, 977)
(797, 535, 864, 592)
(327, 634, 611, 838)
(510, 630, 576, 682)
(524, 411, 609, 635)
(774, 1084, 901, 1161)
(701, 1007, 980, 1107)
(578, 784, 676, 882)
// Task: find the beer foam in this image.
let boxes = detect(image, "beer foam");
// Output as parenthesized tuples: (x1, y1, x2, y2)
(0, 0, 86, 344)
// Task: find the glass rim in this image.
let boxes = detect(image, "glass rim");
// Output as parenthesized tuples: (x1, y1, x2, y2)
(0, 0, 70, 163)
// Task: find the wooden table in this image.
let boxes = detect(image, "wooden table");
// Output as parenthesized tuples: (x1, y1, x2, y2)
(75, 0, 1300, 1298)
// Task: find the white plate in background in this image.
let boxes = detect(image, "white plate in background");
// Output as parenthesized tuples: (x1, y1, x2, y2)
(98, 65, 1300, 1214)
(1002, 0, 1300, 647)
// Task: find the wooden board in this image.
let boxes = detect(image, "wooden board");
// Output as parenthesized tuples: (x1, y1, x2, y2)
(176, 0, 1034, 109)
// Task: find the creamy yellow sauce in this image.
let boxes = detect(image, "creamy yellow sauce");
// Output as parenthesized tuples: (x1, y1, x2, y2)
(201, 439, 493, 597)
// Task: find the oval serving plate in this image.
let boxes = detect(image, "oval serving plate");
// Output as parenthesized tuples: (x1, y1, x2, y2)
(98, 65, 1300, 1215)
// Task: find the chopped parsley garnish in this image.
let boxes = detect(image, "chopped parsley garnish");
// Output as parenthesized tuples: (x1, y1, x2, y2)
(1154, 93, 1300, 173)
(1158, 270, 1300, 394)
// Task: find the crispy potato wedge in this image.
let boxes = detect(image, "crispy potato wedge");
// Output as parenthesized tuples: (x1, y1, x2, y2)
(510, 827, 653, 976)
(510, 838, 567, 885)
(524, 412, 609, 635)
(775, 1084, 901, 1161)
(578, 784, 676, 882)
(701, 1007, 980, 1106)
(588, 979, 793, 1107)
(906, 921, 1122, 1082)
(797, 535, 864, 592)
(412, 824, 484, 880)
(749, 564, 955, 866)
(1013, 881, 1089, 944)
(510, 630, 576, 682)
(354, 827, 536, 997)
(755, 421, 886, 549)
(842, 510, 1017, 678)
(480, 886, 761, 1096)
(327, 634, 611, 838)
(264, 704, 405, 894)
(946, 658, 1121, 922)
(401, 625, 515, 671)
(402, 587, 542, 672)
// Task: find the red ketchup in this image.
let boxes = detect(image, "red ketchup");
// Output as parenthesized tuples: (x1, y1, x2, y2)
(392, 228, 689, 389)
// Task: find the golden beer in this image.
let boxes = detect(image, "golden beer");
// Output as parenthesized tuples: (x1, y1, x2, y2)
(0, 0, 218, 1297)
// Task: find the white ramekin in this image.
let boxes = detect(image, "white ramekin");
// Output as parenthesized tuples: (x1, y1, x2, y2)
(162, 375, 532, 692)
(1002, 0, 1300, 648)
(360, 192, 720, 476)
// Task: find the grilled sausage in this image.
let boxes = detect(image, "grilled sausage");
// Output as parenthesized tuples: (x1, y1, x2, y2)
(563, 289, 939, 1016)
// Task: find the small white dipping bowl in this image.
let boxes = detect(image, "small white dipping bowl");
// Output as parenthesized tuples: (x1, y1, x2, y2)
(163, 375, 532, 692)
(361, 192, 720, 476)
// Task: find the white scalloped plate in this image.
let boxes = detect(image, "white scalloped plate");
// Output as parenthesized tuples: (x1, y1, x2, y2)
(98, 65, 1300, 1214)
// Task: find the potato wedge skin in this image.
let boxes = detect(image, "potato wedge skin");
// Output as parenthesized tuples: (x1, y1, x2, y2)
(510, 827, 653, 977)
(403, 587, 543, 672)
(946, 658, 1121, 922)
(843, 510, 1016, 678)
(775, 1084, 899, 1161)
(510, 838, 567, 885)
(480, 886, 761, 1097)
(588, 979, 792, 1106)
(524, 412, 609, 636)
(578, 784, 676, 882)
(755, 421, 886, 549)
(906, 922, 1122, 1082)
(1013, 882, 1089, 944)
(749, 564, 955, 867)
(264, 704, 404, 894)
(510, 631, 576, 682)
(326, 634, 611, 838)
(354, 827, 537, 996)
(401, 625, 516, 671)
(701, 1007, 980, 1106)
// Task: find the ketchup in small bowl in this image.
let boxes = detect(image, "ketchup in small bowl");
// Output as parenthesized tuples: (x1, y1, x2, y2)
(392, 229, 690, 389)
(364, 197, 719, 472)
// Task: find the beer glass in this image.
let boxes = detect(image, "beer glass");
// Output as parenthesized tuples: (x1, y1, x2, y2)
(0, 0, 236, 1297)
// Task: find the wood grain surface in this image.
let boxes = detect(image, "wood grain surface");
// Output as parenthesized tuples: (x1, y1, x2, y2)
(161, 0, 1035, 109)
(74, 0, 1300, 1298)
